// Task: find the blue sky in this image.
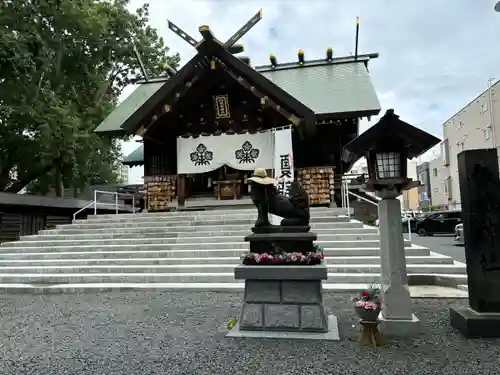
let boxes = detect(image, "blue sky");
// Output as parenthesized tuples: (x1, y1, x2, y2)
(121, 0, 500, 183)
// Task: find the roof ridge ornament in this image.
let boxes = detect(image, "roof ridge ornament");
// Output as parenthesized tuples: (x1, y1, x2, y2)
(166, 9, 263, 53)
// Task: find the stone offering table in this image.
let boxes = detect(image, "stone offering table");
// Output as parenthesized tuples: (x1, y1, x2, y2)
(234, 263, 329, 332)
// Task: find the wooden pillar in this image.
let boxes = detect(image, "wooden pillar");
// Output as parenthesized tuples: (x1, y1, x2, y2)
(177, 174, 186, 207)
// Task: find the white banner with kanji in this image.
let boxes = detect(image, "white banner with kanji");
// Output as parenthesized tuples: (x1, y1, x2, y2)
(176, 132, 273, 174)
(271, 127, 294, 225)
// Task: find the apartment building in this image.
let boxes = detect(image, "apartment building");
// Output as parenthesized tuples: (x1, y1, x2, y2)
(439, 79, 499, 209)
(402, 159, 419, 210)
(416, 162, 431, 209)
(429, 154, 448, 208)
(117, 164, 129, 184)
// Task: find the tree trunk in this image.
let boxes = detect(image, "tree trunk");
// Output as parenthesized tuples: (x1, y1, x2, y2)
(54, 168, 64, 197)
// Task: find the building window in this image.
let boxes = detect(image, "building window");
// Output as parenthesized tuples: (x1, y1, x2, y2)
(484, 125, 492, 140)
(458, 120, 464, 129)
(434, 187, 439, 194)
(456, 141, 465, 151)
(481, 104, 488, 114)
(432, 168, 437, 177)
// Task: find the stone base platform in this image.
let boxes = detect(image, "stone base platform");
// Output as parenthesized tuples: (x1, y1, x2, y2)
(450, 307, 500, 338)
(234, 263, 331, 334)
(244, 228, 317, 254)
(227, 315, 339, 341)
(378, 313, 420, 337)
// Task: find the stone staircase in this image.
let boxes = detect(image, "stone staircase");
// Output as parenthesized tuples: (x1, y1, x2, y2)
(0, 207, 467, 292)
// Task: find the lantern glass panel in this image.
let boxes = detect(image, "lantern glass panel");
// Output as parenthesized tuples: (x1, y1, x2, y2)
(375, 152, 401, 179)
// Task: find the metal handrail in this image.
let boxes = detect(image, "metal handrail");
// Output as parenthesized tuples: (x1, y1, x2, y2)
(348, 190, 378, 206)
(72, 190, 137, 221)
(93, 190, 136, 215)
(72, 201, 96, 221)
(341, 178, 412, 242)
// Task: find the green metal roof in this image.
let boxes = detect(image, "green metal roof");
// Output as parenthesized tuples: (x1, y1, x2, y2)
(256, 59, 381, 115)
(122, 145, 144, 166)
(97, 54, 380, 135)
(94, 81, 166, 134)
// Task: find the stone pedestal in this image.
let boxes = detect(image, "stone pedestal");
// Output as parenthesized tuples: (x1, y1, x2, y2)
(377, 192, 420, 336)
(245, 225, 316, 254)
(227, 263, 339, 340)
(450, 149, 500, 338)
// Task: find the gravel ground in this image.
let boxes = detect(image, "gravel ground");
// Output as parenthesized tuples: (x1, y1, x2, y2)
(0, 291, 498, 375)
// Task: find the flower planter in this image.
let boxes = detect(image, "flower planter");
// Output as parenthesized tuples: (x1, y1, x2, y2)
(241, 249, 324, 266)
(355, 306, 381, 322)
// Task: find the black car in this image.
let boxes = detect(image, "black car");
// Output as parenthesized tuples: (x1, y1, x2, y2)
(415, 210, 462, 236)
(402, 212, 432, 233)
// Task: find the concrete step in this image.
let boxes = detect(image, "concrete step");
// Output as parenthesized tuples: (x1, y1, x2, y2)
(63, 216, 352, 229)
(0, 272, 468, 285)
(0, 246, 431, 260)
(38, 223, 368, 236)
(0, 239, 412, 252)
(10, 233, 387, 247)
(91, 207, 349, 219)
(49, 221, 366, 233)
(1, 235, 411, 248)
(23, 228, 380, 241)
(0, 254, 454, 266)
(0, 263, 466, 275)
(73, 215, 352, 224)
(81, 211, 349, 222)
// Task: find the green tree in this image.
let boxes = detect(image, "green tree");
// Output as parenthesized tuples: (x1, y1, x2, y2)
(0, 0, 180, 196)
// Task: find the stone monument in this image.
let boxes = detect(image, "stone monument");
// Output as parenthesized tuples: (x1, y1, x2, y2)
(227, 168, 339, 340)
(450, 149, 500, 338)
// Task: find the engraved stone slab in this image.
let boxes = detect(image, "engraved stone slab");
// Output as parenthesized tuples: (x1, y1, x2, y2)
(245, 280, 280, 303)
(300, 305, 328, 332)
(282, 281, 320, 304)
(264, 304, 300, 329)
(240, 303, 263, 329)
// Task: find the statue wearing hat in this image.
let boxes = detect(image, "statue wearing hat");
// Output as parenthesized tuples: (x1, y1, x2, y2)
(247, 168, 310, 228)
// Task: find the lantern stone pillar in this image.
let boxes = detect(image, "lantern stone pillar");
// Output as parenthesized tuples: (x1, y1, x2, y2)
(377, 187, 420, 336)
(342, 109, 440, 337)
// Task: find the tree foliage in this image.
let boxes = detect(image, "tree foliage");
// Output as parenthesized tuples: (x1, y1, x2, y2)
(0, 0, 180, 196)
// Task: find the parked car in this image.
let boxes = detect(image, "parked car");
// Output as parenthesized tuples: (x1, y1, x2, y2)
(415, 210, 462, 236)
(375, 211, 430, 232)
(454, 223, 464, 246)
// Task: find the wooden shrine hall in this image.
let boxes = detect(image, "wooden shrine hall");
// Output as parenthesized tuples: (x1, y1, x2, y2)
(95, 11, 382, 212)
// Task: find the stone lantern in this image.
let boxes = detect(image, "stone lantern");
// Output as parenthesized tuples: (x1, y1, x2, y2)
(343, 109, 440, 336)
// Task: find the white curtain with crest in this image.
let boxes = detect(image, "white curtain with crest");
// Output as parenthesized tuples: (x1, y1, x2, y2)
(176, 132, 273, 174)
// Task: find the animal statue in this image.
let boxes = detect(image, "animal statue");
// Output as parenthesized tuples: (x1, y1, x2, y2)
(248, 168, 310, 227)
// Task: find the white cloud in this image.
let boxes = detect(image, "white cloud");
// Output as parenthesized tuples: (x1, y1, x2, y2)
(121, 0, 500, 183)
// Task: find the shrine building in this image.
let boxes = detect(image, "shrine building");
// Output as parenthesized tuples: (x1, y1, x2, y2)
(94, 11, 382, 211)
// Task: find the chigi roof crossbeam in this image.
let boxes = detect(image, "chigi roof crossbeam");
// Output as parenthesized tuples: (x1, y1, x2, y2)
(166, 9, 262, 62)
